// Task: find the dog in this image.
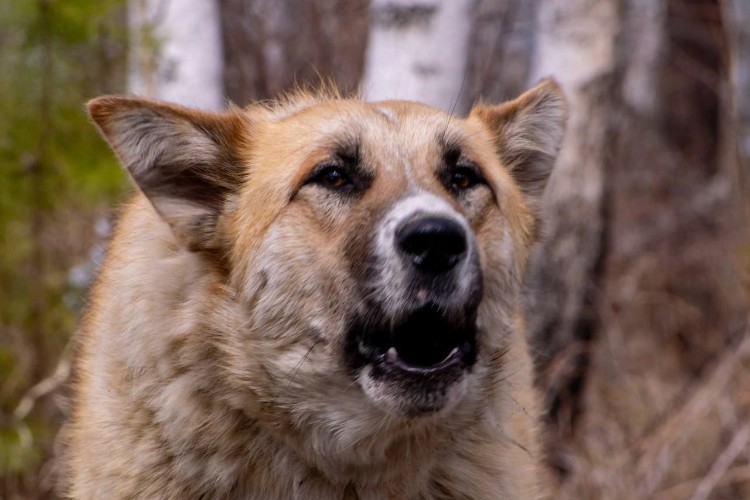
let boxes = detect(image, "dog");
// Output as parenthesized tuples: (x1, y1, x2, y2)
(63, 79, 567, 499)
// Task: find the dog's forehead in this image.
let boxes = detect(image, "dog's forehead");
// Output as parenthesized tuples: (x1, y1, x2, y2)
(257, 99, 484, 177)
(300, 100, 447, 139)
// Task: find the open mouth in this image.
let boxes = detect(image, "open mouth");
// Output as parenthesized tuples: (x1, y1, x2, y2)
(351, 304, 478, 375)
(385, 306, 476, 372)
(345, 303, 478, 415)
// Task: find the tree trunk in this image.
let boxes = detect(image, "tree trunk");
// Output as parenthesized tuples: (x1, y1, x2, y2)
(217, 0, 369, 105)
(464, 0, 538, 104)
(524, 0, 618, 459)
(128, 0, 224, 110)
(362, 0, 473, 112)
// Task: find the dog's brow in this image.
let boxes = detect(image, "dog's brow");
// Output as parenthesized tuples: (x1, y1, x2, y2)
(436, 129, 468, 158)
(333, 135, 361, 164)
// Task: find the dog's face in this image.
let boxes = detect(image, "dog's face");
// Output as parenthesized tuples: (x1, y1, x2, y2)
(88, 82, 566, 422)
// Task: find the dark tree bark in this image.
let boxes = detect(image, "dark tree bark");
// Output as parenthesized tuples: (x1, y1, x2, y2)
(464, 0, 538, 106)
(218, 0, 370, 105)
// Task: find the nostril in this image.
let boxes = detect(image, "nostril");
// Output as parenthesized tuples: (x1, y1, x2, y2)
(396, 216, 467, 273)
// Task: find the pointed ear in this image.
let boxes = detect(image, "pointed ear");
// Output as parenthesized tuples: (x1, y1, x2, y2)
(469, 78, 568, 203)
(88, 96, 249, 251)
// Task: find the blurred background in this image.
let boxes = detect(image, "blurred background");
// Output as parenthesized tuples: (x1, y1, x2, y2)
(0, 0, 748, 498)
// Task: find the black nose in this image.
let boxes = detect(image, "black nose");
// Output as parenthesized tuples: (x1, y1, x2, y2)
(396, 216, 467, 274)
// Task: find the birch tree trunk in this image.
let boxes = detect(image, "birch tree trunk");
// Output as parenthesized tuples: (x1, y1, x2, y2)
(362, 0, 472, 112)
(128, 0, 224, 110)
(524, 0, 618, 451)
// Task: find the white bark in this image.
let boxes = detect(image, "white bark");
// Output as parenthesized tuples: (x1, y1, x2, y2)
(128, 0, 224, 110)
(362, 0, 473, 111)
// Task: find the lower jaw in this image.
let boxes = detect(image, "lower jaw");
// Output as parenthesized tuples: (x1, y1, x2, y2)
(359, 364, 469, 417)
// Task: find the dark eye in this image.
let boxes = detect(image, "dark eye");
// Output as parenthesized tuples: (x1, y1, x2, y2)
(313, 166, 352, 190)
(450, 166, 483, 191)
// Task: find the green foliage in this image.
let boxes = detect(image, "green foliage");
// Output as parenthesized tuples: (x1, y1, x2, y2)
(0, 0, 128, 495)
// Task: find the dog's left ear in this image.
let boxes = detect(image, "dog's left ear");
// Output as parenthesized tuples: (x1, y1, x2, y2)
(87, 96, 249, 251)
(469, 79, 568, 204)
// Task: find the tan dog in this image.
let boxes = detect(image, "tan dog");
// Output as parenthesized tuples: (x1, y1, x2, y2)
(64, 80, 566, 499)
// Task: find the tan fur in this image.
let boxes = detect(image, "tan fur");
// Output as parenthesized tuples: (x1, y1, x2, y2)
(64, 80, 567, 499)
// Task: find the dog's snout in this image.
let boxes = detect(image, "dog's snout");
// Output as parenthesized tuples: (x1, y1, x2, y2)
(396, 216, 467, 274)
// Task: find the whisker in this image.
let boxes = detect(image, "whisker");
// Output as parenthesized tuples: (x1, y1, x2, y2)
(440, 69, 469, 143)
(285, 338, 322, 388)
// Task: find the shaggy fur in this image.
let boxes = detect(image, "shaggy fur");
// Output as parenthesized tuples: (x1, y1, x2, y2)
(63, 80, 567, 499)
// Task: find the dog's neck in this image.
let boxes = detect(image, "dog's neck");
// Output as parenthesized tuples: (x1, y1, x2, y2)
(217, 394, 495, 498)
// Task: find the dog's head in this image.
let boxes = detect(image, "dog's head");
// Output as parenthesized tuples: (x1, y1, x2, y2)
(88, 82, 566, 425)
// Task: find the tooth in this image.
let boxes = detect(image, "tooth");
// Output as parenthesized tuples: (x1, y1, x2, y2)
(387, 347, 398, 362)
(442, 347, 459, 362)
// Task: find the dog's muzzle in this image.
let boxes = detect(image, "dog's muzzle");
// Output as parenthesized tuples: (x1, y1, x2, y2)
(344, 195, 484, 415)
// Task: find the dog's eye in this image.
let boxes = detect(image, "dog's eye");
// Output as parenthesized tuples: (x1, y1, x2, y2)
(313, 166, 352, 190)
(450, 167, 483, 191)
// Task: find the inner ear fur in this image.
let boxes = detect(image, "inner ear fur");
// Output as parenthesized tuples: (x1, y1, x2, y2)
(469, 78, 568, 203)
(87, 96, 249, 251)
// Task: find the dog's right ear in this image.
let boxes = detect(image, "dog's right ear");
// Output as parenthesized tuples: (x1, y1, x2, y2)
(469, 79, 567, 207)
(88, 97, 249, 251)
